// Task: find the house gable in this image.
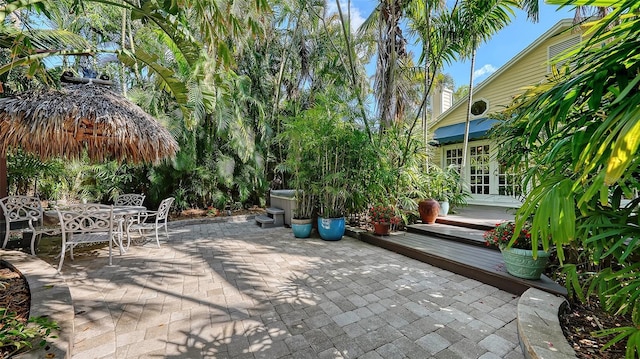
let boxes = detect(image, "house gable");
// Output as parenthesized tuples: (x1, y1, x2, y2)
(431, 18, 579, 132)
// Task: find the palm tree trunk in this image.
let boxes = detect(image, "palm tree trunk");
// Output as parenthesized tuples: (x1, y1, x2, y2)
(461, 43, 477, 186)
(121, 8, 128, 95)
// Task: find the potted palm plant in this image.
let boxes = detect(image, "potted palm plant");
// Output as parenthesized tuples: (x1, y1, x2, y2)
(291, 190, 315, 238)
(278, 115, 319, 238)
(280, 93, 373, 241)
(315, 132, 349, 241)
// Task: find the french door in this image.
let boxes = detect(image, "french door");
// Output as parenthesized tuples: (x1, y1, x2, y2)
(442, 141, 521, 198)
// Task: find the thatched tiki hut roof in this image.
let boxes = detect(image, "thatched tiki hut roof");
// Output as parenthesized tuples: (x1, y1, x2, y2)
(0, 83, 179, 164)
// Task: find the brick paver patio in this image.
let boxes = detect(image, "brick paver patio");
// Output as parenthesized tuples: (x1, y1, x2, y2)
(49, 218, 524, 359)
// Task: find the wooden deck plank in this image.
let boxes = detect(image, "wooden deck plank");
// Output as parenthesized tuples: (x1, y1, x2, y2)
(360, 231, 567, 297)
(408, 223, 489, 247)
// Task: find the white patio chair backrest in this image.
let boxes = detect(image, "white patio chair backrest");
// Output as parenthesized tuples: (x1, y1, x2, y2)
(156, 197, 174, 222)
(56, 204, 114, 236)
(0, 195, 45, 224)
(1, 195, 64, 254)
(1, 196, 45, 249)
(114, 194, 146, 207)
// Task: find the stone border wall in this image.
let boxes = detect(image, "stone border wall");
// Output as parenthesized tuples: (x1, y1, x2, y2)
(2, 250, 74, 359)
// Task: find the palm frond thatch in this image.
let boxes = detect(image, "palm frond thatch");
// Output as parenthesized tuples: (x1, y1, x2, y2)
(0, 83, 179, 164)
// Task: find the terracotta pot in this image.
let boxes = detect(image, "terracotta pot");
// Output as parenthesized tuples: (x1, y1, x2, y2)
(372, 222, 390, 236)
(418, 199, 439, 224)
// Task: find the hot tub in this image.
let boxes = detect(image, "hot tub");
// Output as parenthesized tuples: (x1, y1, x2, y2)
(270, 189, 297, 226)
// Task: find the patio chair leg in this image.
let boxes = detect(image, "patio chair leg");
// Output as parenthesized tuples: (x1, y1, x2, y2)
(57, 244, 66, 272)
(30, 233, 37, 256)
(124, 231, 131, 251)
(117, 233, 124, 255)
(155, 229, 160, 248)
(108, 238, 113, 266)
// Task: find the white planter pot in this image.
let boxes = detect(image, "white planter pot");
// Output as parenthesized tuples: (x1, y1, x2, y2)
(438, 201, 450, 216)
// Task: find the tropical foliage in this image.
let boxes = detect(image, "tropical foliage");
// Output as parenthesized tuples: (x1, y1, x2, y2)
(493, 0, 640, 356)
(3, 0, 638, 355)
(0, 307, 59, 358)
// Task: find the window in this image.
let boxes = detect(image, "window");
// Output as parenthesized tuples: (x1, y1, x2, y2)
(470, 99, 488, 117)
(445, 147, 463, 174)
(469, 144, 490, 194)
(497, 163, 523, 199)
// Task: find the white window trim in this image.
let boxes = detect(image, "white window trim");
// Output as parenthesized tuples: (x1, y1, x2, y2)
(470, 98, 490, 118)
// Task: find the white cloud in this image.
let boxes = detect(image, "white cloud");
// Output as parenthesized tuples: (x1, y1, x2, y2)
(326, 1, 367, 32)
(473, 64, 498, 81)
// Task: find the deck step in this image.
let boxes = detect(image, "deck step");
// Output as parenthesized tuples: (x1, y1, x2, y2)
(255, 215, 276, 229)
(358, 231, 566, 297)
(255, 215, 274, 224)
(266, 207, 285, 215)
(407, 223, 493, 249)
(435, 216, 501, 231)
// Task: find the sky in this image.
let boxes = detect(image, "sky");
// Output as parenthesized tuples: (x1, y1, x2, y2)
(331, 1, 577, 90)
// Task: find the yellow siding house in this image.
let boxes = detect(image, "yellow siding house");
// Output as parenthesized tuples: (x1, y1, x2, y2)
(429, 18, 581, 206)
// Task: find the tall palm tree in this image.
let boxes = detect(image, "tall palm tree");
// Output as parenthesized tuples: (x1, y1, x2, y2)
(455, 0, 517, 183)
(359, 0, 411, 129)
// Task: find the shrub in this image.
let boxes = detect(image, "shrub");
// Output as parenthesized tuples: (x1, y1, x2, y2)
(0, 308, 59, 357)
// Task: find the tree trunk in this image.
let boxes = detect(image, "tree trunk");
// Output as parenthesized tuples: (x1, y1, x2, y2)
(121, 8, 128, 96)
(461, 44, 477, 187)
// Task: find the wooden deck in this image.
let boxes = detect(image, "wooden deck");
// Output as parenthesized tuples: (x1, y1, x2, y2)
(359, 230, 567, 297)
(408, 223, 488, 247)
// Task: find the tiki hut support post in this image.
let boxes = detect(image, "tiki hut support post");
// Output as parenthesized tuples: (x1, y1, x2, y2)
(0, 152, 6, 198)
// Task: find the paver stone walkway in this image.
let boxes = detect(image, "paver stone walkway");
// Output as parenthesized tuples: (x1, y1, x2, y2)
(47, 219, 524, 359)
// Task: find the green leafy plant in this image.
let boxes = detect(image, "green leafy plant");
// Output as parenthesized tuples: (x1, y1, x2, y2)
(427, 164, 470, 209)
(276, 113, 318, 220)
(0, 308, 59, 357)
(279, 91, 374, 219)
(293, 191, 315, 220)
(493, 1, 640, 356)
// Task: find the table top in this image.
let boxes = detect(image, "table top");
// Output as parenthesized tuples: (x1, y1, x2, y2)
(113, 206, 146, 215)
(45, 205, 146, 217)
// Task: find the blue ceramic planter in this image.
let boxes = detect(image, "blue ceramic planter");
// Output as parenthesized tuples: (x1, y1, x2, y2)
(317, 217, 345, 241)
(291, 219, 313, 238)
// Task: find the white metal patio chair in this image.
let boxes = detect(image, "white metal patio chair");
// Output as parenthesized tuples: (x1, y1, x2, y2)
(114, 193, 146, 239)
(55, 204, 121, 272)
(0, 195, 62, 255)
(128, 197, 174, 248)
(114, 193, 146, 207)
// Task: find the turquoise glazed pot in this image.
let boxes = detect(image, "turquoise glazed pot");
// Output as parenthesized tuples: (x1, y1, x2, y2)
(291, 218, 313, 238)
(317, 217, 345, 241)
(501, 247, 550, 280)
